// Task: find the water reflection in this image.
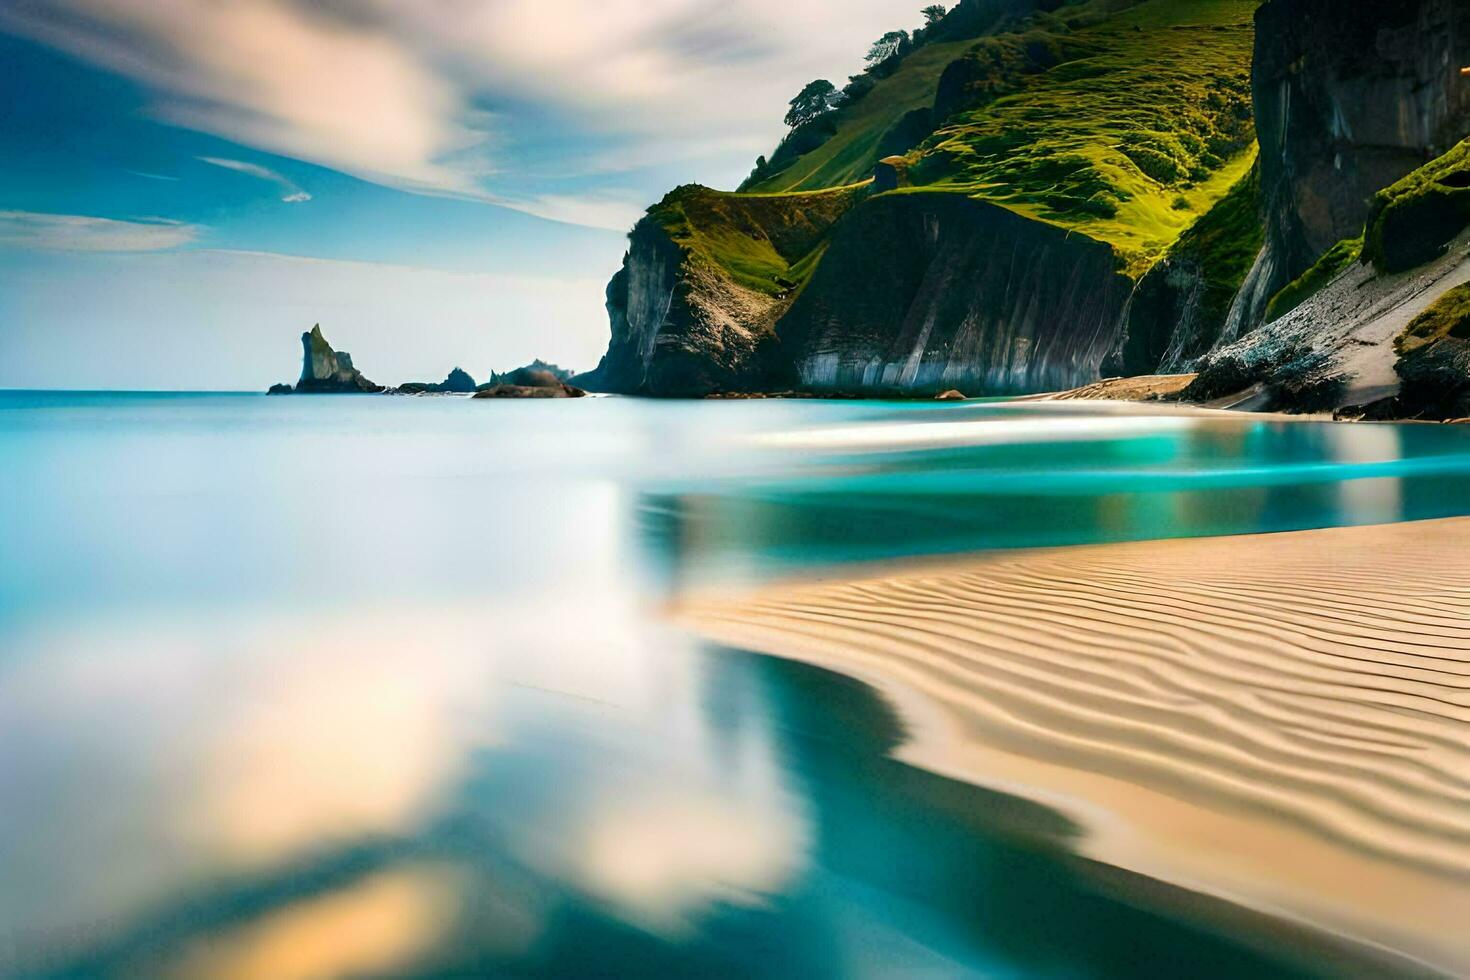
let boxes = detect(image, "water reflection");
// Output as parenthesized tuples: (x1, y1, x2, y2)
(638, 409, 1458, 582)
(2, 393, 1466, 978)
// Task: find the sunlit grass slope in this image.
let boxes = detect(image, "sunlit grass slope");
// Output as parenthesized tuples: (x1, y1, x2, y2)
(646, 184, 867, 296)
(651, 0, 1258, 292)
(913, 0, 1257, 271)
(745, 39, 977, 194)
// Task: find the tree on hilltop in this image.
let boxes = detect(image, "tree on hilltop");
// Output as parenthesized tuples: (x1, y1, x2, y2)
(785, 79, 841, 128)
(922, 4, 948, 26)
(865, 30, 910, 67)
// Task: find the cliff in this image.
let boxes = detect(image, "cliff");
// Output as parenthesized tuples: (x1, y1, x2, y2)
(779, 193, 1131, 394)
(1187, 139, 1470, 415)
(577, 185, 862, 396)
(584, 0, 1261, 397)
(1230, 0, 1470, 334)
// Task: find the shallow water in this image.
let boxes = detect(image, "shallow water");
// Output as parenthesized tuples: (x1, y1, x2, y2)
(2, 391, 1467, 978)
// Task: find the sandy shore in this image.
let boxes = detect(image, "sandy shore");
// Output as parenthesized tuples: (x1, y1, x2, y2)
(676, 518, 1470, 975)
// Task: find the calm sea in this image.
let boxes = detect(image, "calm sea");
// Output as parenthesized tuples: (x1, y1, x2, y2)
(3, 391, 1468, 978)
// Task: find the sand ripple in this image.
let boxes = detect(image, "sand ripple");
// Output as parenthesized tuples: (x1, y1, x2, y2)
(679, 518, 1470, 974)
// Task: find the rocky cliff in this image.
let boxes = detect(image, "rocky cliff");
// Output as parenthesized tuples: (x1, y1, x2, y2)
(583, 0, 1260, 398)
(577, 185, 861, 396)
(779, 193, 1131, 394)
(1231, 0, 1470, 334)
(1187, 139, 1470, 416)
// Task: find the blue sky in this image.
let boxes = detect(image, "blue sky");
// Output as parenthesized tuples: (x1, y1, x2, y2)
(0, 0, 919, 389)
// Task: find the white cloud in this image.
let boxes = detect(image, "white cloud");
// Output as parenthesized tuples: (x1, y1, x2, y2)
(494, 192, 650, 233)
(0, 0, 918, 219)
(0, 211, 200, 252)
(0, 0, 483, 194)
(198, 156, 312, 203)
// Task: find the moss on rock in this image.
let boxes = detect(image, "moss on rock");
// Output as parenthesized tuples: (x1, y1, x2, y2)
(1363, 139, 1470, 273)
(1264, 236, 1363, 323)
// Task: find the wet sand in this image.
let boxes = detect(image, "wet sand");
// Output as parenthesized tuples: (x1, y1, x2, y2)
(676, 517, 1470, 975)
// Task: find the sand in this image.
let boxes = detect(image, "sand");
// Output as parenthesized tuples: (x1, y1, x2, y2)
(676, 518, 1470, 975)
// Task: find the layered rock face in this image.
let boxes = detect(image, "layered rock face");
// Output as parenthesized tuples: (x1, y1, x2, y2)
(1106, 166, 1264, 377)
(1244, 0, 1470, 327)
(295, 325, 383, 393)
(580, 187, 859, 396)
(583, 221, 786, 396)
(778, 194, 1131, 395)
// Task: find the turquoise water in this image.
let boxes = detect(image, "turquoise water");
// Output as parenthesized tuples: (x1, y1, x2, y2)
(2, 391, 1467, 978)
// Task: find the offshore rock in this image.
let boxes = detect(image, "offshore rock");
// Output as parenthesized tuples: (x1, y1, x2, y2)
(473, 382, 586, 399)
(398, 367, 478, 394)
(293, 324, 383, 393)
(491, 360, 576, 387)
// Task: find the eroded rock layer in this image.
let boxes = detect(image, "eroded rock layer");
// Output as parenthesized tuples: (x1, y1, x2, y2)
(778, 194, 1132, 395)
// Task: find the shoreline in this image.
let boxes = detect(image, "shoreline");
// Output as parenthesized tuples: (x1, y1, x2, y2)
(674, 517, 1470, 975)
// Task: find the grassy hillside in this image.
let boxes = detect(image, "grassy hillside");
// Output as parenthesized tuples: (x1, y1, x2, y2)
(912, 0, 1257, 271)
(745, 0, 1255, 275)
(642, 0, 1257, 302)
(645, 184, 867, 296)
(745, 39, 979, 193)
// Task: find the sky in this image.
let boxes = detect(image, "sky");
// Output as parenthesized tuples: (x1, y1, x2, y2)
(0, 0, 926, 390)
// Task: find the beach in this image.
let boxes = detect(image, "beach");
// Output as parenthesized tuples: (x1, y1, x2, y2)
(677, 517, 1470, 975)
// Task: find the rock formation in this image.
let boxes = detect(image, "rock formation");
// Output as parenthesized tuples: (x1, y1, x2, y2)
(473, 382, 586, 399)
(397, 367, 478, 394)
(1234, 0, 1470, 332)
(492, 360, 576, 388)
(582, 1, 1259, 398)
(778, 194, 1132, 395)
(291, 325, 384, 393)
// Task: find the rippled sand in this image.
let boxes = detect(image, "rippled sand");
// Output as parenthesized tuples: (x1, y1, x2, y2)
(678, 518, 1470, 975)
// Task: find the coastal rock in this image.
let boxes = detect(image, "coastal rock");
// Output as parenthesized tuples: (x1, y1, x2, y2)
(1105, 167, 1263, 376)
(267, 383, 293, 395)
(398, 367, 478, 394)
(293, 325, 383, 393)
(1186, 225, 1470, 413)
(473, 382, 586, 399)
(490, 360, 575, 387)
(1233, 0, 1470, 336)
(577, 186, 860, 396)
(778, 194, 1132, 396)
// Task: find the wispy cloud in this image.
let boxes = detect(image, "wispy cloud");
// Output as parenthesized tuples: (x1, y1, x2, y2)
(491, 192, 649, 233)
(0, 0, 923, 226)
(198, 156, 312, 203)
(0, 0, 484, 194)
(0, 211, 200, 252)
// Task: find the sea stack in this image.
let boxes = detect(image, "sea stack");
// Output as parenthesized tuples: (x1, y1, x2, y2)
(292, 325, 383, 393)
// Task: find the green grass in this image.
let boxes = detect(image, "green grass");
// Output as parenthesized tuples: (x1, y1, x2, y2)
(1395, 282, 1470, 356)
(912, 0, 1257, 272)
(666, 0, 1258, 292)
(746, 39, 978, 193)
(1168, 160, 1264, 315)
(1363, 138, 1470, 272)
(645, 184, 866, 295)
(1264, 235, 1363, 322)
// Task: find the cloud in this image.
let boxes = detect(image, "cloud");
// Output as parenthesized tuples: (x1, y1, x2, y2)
(1, 0, 922, 222)
(0, 0, 483, 194)
(493, 192, 649, 233)
(199, 156, 312, 203)
(0, 211, 199, 252)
